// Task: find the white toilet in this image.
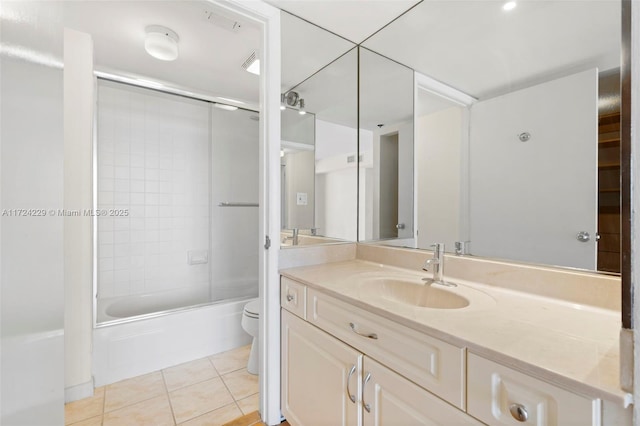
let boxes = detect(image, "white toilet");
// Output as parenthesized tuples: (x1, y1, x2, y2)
(241, 299, 260, 375)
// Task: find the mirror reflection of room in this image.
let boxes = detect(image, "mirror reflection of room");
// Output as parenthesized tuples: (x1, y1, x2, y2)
(362, 0, 621, 273)
(280, 11, 357, 247)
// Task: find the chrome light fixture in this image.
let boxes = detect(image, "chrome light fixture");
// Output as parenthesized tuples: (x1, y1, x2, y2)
(282, 91, 307, 114)
(145, 25, 179, 61)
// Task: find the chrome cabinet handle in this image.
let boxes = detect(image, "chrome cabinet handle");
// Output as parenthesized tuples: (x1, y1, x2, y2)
(362, 372, 372, 413)
(349, 322, 378, 340)
(286, 294, 294, 302)
(509, 403, 528, 422)
(346, 365, 356, 403)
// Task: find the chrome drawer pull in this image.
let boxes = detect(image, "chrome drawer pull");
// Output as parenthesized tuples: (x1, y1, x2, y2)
(509, 403, 528, 422)
(286, 294, 294, 302)
(349, 322, 378, 340)
(346, 365, 356, 403)
(362, 372, 372, 413)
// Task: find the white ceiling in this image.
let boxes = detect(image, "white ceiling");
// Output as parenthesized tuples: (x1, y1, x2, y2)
(19, 1, 620, 122)
(281, 11, 355, 91)
(362, 0, 621, 99)
(62, 1, 262, 107)
(266, 0, 421, 44)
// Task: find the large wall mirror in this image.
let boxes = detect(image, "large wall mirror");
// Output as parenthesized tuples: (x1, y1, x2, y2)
(280, 12, 357, 247)
(360, 0, 621, 273)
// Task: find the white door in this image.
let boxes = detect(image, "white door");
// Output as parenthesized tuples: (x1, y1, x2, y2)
(362, 357, 482, 426)
(281, 310, 361, 426)
(469, 69, 598, 269)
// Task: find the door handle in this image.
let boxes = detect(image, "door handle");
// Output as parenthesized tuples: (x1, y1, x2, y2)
(362, 372, 372, 413)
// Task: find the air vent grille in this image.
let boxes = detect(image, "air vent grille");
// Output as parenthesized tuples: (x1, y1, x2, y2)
(242, 52, 257, 71)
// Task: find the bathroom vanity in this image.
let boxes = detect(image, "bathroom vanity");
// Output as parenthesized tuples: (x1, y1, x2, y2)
(279, 248, 631, 425)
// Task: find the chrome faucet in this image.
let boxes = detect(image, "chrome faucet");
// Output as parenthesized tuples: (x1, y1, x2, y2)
(283, 228, 299, 246)
(422, 243, 456, 287)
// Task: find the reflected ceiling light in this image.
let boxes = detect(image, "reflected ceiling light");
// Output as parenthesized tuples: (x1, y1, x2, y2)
(280, 94, 286, 110)
(213, 103, 238, 111)
(502, 1, 517, 11)
(218, 97, 245, 104)
(298, 99, 306, 115)
(242, 51, 260, 75)
(145, 25, 179, 61)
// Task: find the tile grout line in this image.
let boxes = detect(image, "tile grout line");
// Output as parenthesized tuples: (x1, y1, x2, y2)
(160, 369, 178, 425)
(208, 356, 245, 415)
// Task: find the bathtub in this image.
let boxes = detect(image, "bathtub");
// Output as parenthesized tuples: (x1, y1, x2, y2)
(93, 292, 255, 386)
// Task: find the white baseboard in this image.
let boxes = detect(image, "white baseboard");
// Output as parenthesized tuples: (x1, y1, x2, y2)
(65, 380, 94, 403)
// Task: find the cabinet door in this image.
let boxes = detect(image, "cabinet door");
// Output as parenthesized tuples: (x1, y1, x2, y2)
(282, 310, 361, 426)
(362, 357, 481, 426)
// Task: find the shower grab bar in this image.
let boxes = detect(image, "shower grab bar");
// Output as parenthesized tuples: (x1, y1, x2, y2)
(218, 202, 259, 207)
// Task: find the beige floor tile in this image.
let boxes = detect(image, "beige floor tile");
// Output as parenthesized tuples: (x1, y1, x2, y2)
(103, 394, 174, 426)
(163, 357, 218, 391)
(104, 371, 166, 412)
(178, 402, 243, 426)
(65, 387, 105, 425)
(169, 376, 234, 424)
(221, 369, 259, 401)
(209, 345, 251, 375)
(236, 393, 259, 415)
(68, 415, 103, 426)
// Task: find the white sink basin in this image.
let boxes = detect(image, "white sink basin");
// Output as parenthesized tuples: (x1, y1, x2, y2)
(361, 278, 469, 309)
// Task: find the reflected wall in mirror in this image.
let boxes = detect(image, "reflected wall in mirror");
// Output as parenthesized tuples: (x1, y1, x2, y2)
(362, 0, 621, 272)
(358, 47, 414, 243)
(280, 11, 357, 247)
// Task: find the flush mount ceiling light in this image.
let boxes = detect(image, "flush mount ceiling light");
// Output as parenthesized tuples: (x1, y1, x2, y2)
(502, 1, 517, 11)
(145, 25, 179, 61)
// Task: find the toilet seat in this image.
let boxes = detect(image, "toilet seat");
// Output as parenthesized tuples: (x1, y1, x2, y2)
(243, 300, 260, 318)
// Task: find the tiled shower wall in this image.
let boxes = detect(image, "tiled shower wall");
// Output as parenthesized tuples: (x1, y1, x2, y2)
(97, 80, 210, 301)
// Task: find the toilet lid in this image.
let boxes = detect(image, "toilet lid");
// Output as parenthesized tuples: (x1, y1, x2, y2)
(244, 300, 260, 317)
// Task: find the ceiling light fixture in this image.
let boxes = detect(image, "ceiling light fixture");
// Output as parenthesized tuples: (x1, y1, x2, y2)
(242, 51, 260, 75)
(502, 1, 517, 11)
(298, 99, 306, 115)
(145, 25, 179, 61)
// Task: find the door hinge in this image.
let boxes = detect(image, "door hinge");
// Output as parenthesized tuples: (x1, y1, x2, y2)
(264, 235, 271, 250)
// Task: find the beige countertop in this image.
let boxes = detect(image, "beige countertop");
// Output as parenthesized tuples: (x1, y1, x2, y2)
(280, 259, 626, 404)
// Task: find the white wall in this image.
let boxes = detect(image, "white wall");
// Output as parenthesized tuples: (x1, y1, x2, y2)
(314, 119, 359, 240)
(469, 69, 598, 269)
(210, 108, 259, 301)
(416, 106, 464, 250)
(1, 54, 65, 424)
(64, 28, 95, 401)
(96, 81, 211, 303)
(282, 150, 315, 229)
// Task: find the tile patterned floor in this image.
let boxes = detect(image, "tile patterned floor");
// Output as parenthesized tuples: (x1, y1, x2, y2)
(65, 345, 259, 426)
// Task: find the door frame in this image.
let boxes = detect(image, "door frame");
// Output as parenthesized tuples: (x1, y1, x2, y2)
(208, 1, 281, 424)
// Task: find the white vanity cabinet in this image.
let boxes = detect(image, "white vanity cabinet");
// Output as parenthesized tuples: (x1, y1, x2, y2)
(281, 309, 481, 426)
(467, 353, 599, 426)
(362, 356, 482, 425)
(281, 309, 361, 426)
(280, 276, 630, 426)
(281, 278, 480, 426)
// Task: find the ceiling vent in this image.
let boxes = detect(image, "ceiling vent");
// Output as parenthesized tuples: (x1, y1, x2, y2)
(242, 51, 260, 75)
(203, 9, 242, 32)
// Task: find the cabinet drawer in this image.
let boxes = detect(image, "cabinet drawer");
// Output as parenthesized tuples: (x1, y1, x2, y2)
(281, 277, 306, 319)
(307, 288, 465, 409)
(467, 352, 597, 425)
